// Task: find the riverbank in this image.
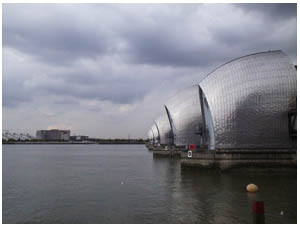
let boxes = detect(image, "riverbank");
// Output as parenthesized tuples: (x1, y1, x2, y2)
(2, 140, 145, 145)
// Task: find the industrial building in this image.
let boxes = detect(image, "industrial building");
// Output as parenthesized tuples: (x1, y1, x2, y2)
(36, 129, 70, 141)
(70, 135, 89, 141)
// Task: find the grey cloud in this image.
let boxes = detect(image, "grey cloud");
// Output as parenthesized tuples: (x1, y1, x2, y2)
(236, 3, 296, 20)
(120, 4, 297, 67)
(3, 94, 32, 108)
(3, 4, 297, 69)
(53, 98, 79, 106)
(4, 60, 161, 107)
(209, 21, 297, 62)
(123, 31, 217, 67)
(3, 5, 111, 66)
(3, 79, 32, 108)
(39, 75, 153, 105)
(57, 71, 102, 85)
(3, 25, 109, 66)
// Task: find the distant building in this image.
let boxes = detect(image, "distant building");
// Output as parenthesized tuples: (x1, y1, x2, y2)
(36, 129, 70, 141)
(70, 135, 89, 141)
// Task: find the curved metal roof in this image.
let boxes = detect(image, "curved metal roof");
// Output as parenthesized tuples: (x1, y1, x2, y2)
(165, 85, 204, 147)
(155, 113, 172, 145)
(150, 124, 159, 144)
(199, 50, 296, 149)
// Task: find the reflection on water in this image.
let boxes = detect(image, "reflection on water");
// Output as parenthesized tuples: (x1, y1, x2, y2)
(3, 145, 296, 223)
(178, 168, 296, 224)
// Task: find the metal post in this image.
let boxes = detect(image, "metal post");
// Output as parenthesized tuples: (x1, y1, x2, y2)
(252, 201, 265, 224)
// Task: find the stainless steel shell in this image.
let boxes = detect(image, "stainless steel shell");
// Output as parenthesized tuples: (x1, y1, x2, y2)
(199, 50, 297, 149)
(150, 124, 159, 144)
(165, 85, 204, 147)
(155, 114, 172, 145)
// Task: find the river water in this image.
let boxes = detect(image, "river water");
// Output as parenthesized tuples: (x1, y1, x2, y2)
(2, 144, 297, 223)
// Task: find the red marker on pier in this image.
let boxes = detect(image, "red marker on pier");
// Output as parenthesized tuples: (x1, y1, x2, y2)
(189, 144, 195, 150)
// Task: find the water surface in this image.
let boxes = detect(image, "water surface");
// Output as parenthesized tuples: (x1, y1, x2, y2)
(3, 144, 297, 223)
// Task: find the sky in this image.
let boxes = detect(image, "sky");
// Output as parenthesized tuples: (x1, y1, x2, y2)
(2, 3, 297, 139)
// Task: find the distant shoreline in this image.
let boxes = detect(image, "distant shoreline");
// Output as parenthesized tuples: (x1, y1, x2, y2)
(2, 141, 146, 145)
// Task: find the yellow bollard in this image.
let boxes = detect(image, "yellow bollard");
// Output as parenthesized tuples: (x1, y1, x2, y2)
(246, 184, 258, 193)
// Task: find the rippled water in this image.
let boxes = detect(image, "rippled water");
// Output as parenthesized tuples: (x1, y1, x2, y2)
(3, 144, 297, 223)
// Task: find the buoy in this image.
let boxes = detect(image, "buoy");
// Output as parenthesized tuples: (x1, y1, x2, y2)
(247, 184, 258, 193)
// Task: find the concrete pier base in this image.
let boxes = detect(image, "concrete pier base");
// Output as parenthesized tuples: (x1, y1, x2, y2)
(146, 144, 181, 158)
(181, 149, 296, 170)
(146, 145, 154, 151)
(145, 143, 159, 151)
(153, 149, 181, 158)
(146, 143, 296, 169)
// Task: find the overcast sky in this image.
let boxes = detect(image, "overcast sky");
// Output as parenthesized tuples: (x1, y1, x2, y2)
(2, 3, 297, 139)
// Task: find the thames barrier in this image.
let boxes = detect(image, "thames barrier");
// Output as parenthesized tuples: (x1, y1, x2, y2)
(146, 50, 297, 170)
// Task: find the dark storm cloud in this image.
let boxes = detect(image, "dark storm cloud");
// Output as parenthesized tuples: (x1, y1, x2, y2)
(3, 4, 112, 66)
(2, 93, 32, 108)
(123, 29, 222, 67)
(120, 3, 297, 67)
(3, 19, 109, 66)
(2, 78, 32, 108)
(2, 52, 160, 108)
(2, 3, 297, 130)
(1, 5, 230, 68)
(53, 98, 79, 106)
(39, 78, 148, 105)
(236, 3, 296, 20)
(3, 4, 297, 70)
(117, 5, 226, 67)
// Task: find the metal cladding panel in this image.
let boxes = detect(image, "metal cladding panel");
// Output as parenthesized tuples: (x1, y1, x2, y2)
(199, 50, 296, 149)
(151, 124, 159, 144)
(165, 85, 203, 147)
(155, 113, 172, 145)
